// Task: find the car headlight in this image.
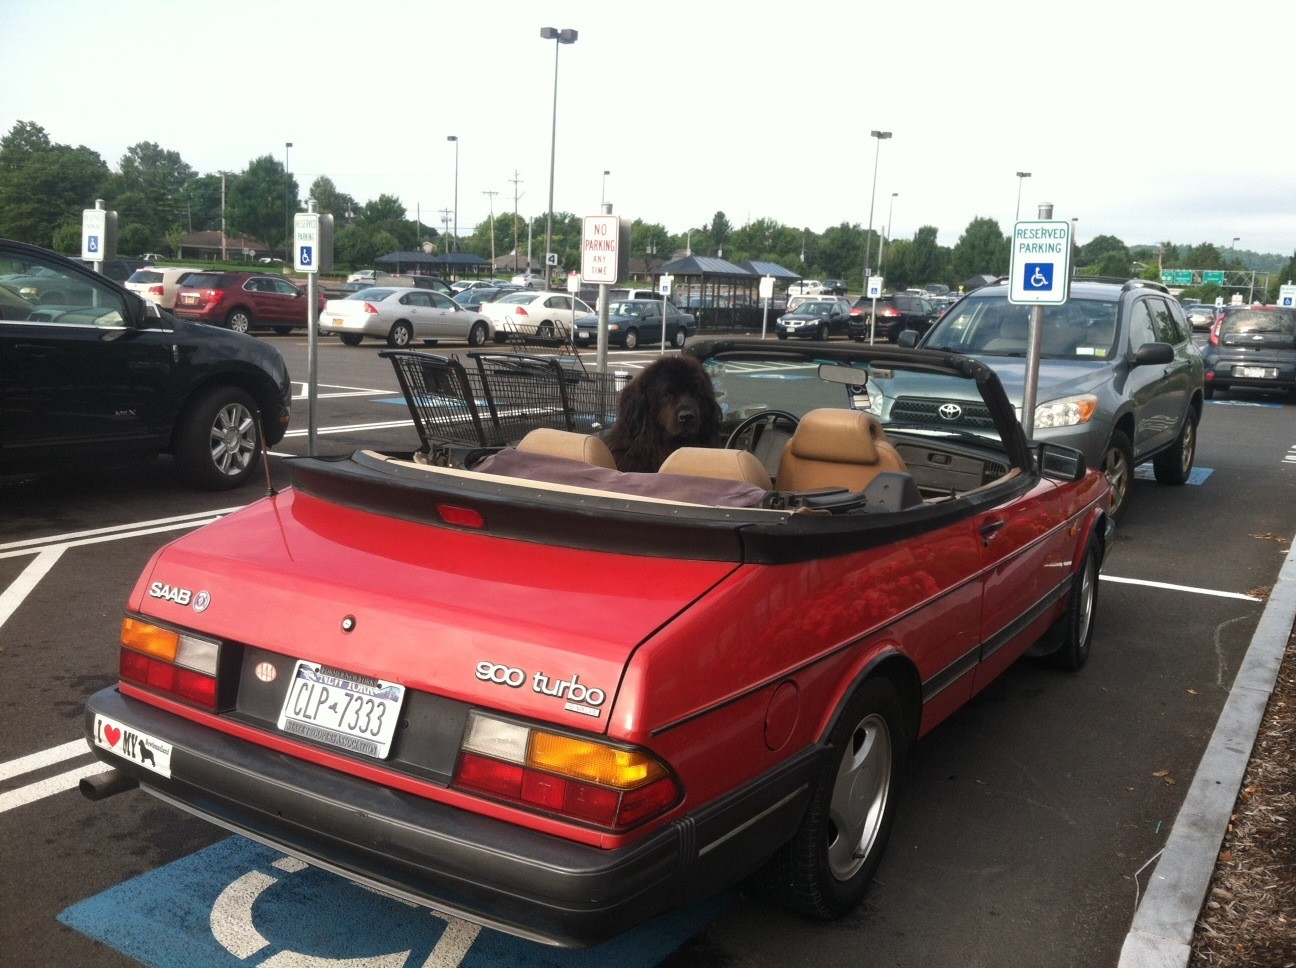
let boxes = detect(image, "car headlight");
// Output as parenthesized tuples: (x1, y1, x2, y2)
(1033, 394, 1098, 430)
(607, 323, 619, 331)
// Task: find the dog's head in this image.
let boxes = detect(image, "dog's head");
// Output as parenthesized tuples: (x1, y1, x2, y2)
(619, 355, 721, 444)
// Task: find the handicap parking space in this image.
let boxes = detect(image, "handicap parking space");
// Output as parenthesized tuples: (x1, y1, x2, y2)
(4, 338, 1296, 967)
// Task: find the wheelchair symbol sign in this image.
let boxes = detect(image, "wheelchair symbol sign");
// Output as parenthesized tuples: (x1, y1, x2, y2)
(299, 245, 312, 267)
(1024, 263, 1053, 291)
(87, 235, 99, 254)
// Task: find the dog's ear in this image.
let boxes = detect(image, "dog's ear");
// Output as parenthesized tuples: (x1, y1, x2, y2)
(615, 374, 649, 437)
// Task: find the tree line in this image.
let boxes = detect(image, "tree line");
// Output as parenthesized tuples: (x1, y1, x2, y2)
(1, 120, 1290, 297)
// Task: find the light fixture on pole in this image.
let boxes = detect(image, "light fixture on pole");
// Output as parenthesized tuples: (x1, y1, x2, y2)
(863, 130, 891, 285)
(447, 136, 459, 252)
(284, 142, 294, 260)
(601, 170, 610, 208)
(1231, 236, 1239, 258)
(540, 26, 579, 289)
(1014, 171, 1031, 221)
(880, 191, 898, 270)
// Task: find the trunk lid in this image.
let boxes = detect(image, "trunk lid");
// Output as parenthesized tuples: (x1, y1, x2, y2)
(135, 490, 739, 733)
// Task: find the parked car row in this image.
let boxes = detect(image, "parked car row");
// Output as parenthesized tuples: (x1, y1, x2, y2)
(172, 271, 327, 334)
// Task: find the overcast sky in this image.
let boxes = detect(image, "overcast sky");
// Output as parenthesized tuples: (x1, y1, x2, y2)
(5, 0, 1293, 255)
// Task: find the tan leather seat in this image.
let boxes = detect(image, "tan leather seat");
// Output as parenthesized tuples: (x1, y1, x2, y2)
(658, 447, 773, 490)
(516, 429, 617, 469)
(775, 408, 907, 493)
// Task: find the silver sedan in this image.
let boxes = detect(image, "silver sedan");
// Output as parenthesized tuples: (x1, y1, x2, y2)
(320, 287, 493, 348)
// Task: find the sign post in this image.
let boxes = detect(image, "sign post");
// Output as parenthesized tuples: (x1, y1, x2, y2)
(1009, 206, 1072, 435)
(866, 275, 883, 344)
(81, 200, 118, 276)
(1279, 282, 1296, 308)
(294, 201, 334, 456)
(581, 209, 631, 373)
(658, 273, 674, 354)
(758, 275, 774, 339)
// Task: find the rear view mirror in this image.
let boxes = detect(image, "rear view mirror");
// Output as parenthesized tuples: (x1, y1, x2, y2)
(1133, 342, 1173, 366)
(1038, 442, 1087, 481)
(817, 363, 869, 386)
(897, 330, 920, 349)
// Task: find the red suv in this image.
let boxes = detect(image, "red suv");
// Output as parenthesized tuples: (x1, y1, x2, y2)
(173, 272, 326, 334)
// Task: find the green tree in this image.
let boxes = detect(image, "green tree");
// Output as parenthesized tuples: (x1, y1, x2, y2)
(1077, 234, 1127, 268)
(52, 222, 81, 255)
(108, 142, 195, 247)
(335, 224, 399, 268)
(1267, 251, 1296, 302)
(0, 121, 109, 247)
(888, 225, 946, 290)
(226, 155, 298, 255)
(1094, 250, 1132, 277)
(709, 211, 732, 253)
(308, 175, 358, 224)
(117, 223, 153, 256)
(949, 217, 1008, 280)
(1183, 242, 1224, 269)
(815, 222, 866, 280)
(179, 173, 223, 233)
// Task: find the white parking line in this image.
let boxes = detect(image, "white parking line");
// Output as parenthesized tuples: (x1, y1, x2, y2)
(0, 762, 110, 815)
(1101, 575, 1263, 602)
(0, 547, 64, 628)
(283, 419, 413, 438)
(0, 507, 242, 554)
(292, 381, 388, 394)
(0, 520, 224, 562)
(0, 738, 89, 783)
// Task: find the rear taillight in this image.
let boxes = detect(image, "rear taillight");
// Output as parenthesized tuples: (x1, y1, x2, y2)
(208, 289, 225, 304)
(363, 302, 379, 314)
(453, 712, 680, 830)
(879, 307, 900, 317)
(849, 307, 864, 317)
(148, 285, 165, 296)
(118, 617, 220, 710)
(513, 306, 530, 316)
(1209, 316, 1222, 345)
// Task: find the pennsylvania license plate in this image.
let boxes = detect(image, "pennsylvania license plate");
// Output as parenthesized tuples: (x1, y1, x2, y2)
(276, 661, 405, 759)
(1236, 366, 1274, 379)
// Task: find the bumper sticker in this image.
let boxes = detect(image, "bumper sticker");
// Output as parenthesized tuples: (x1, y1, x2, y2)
(93, 714, 172, 778)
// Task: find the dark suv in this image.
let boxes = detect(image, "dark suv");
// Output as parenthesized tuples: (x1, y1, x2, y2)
(1202, 305, 1296, 399)
(848, 293, 937, 342)
(0, 239, 291, 490)
(908, 278, 1205, 519)
(173, 271, 326, 334)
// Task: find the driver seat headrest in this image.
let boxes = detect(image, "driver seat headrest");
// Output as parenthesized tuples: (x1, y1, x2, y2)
(775, 408, 907, 493)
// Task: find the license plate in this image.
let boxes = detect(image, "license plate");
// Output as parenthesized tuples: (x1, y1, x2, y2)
(276, 661, 405, 759)
(181, 294, 198, 304)
(1236, 366, 1274, 379)
(93, 715, 172, 777)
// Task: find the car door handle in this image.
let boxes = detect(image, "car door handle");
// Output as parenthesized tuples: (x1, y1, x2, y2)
(13, 343, 53, 359)
(979, 519, 1007, 546)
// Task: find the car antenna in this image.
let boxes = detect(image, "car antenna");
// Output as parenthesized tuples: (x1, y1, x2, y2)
(257, 409, 278, 497)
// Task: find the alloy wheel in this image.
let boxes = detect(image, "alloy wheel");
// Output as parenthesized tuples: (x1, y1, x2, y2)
(209, 402, 257, 477)
(826, 713, 893, 881)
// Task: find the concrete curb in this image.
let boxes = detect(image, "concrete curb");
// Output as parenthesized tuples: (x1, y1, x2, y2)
(1117, 534, 1296, 967)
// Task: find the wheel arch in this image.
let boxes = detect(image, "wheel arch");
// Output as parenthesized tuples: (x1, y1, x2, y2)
(168, 370, 283, 454)
(815, 646, 922, 750)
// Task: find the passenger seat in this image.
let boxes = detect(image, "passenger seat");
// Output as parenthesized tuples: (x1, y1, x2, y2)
(775, 408, 907, 493)
(516, 428, 617, 469)
(658, 447, 773, 490)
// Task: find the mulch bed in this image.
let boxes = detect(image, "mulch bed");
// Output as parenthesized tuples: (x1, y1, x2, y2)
(1190, 631, 1296, 966)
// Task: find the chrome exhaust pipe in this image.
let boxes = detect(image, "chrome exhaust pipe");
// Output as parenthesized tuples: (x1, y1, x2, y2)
(80, 768, 139, 801)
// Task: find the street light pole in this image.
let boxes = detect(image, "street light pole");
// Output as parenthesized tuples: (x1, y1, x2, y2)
(880, 191, 898, 271)
(540, 26, 578, 290)
(284, 142, 293, 260)
(447, 136, 459, 252)
(601, 170, 610, 209)
(482, 190, 499, 265)
(1014, 171, 1031, 222)
(220, 171, 228, 262)
(863, 130, 891, 285)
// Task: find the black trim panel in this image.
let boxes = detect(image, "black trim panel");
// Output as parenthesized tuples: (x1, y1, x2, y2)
(979, 576, 1072, 663)
(921, 645, 981, 703)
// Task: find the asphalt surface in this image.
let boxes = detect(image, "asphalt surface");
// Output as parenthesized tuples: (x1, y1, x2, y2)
(2, 330, 1293, 968)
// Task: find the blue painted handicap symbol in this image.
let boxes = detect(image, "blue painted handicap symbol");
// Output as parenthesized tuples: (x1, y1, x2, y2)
(1133, 464, 1213, 485)
(87, 235, 99, 254)
(299, 245, 313, 267)
(58, 836, 729, 968)
(1023, 263, 1053, 291)
(1283, 296, 1293, 307)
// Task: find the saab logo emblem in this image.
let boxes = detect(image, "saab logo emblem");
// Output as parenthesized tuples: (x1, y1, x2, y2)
(193, 590, 211, 612)
(938, 403, 962, 421)
(148, 582, 192, 606)
(254, 662, 277, 683)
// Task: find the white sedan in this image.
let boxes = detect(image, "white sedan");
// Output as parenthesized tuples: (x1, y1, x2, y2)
(319, 287, 493, 348)
(477, 291, 595, 341)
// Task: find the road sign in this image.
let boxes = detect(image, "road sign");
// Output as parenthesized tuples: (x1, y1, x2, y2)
(1280, 284, 1296, 308)
(867, 275, 884, 299)
(1203, 270, 1226, 285)
(545, 252, 558, 267)
(566, 271, 580, 294)
(758, 276, 774, 300)
(81, 206, 117, 263)
(1215, 296, 1224, 309)
(580, 215, 622, 283)
(1009, 220, 1071, 305)
(293, 212, 334, 274)
(659, 274, 674, 297)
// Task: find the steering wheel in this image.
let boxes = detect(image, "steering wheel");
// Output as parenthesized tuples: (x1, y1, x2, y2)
(725, 409, 801, 450)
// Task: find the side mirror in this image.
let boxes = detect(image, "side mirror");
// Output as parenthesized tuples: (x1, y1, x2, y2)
(1038, 442, 1087, 482)
(1133, 341, 1174, 366)
(897, 330, 920, 349)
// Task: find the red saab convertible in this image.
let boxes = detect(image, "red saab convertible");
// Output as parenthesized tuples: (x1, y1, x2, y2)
(83, 340, 1110, 947)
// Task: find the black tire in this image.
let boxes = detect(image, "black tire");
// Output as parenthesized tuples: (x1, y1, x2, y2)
(817, 324, 828, 341)
(386, 320, 413, 348)
(1153, 410, 1198, 485)
(339, 334, 363, 346)
(761, 676, 909, 919)
(623, 327, 640, 350)
(1101, 429, 1134, 522)
(174, 386, 262, 491)
(672, 327, 687, 349)
(777, 332, 789, 340)
(272, 326, 293, 336)
(225, 308, 253, 334)
(1047, 541, 1100, 671)
(468, 321, 488, 347)
(1204, 384, 1215, 400)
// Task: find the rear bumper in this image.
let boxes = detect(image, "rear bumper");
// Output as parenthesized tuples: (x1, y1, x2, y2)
(1205, 356, 1296, 388)
(85, 687, 820, 947)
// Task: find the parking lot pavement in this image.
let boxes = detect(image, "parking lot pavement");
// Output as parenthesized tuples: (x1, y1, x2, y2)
(3, 333, 1295, 968)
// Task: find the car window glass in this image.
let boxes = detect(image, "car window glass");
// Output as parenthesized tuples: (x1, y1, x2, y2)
(924, 293, 1119, 360)
(573, 298, 593, 314)
(1221, 308, 1296, 335)
(430, 293, 454, 309)
(1149, 297, 1186, 343)
(1127, 300, 1158, 350)
(0, 251, 128, 326)
(273, 280, 299, 296)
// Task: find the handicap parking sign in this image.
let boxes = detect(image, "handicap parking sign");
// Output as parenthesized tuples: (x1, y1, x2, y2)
(299, 245, 312, 267)
(87, 235, 99, 254)
(1023, 263, 1053, 292)
(1283, 297, 1293, 307)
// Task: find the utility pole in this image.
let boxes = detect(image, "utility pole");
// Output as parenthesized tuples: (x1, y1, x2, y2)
(220, 171, 228, 262)
(439, 208, 452, 266)
(509, 170, 524, 272)
(482, 190, 499, 266)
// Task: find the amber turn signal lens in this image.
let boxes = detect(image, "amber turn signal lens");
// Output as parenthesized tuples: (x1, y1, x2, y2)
(120, 618, 179, 662)
(526, 731, 666, 790)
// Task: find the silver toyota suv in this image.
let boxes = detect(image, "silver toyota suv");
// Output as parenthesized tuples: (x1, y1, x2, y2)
(903, 278, 1205, 519)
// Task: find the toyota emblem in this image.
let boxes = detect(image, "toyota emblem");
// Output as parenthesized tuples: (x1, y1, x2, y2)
(938, 403, 963, 421)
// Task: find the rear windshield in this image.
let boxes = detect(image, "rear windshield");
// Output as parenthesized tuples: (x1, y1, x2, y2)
(495, 292, 535, 305)
(127, 270, 163, 284)
(1222, 309, 1296, 335)
(182, 273, 232, 289)
(794, 302, 836, 314)
(345, 288, 395, 300)
(924, 293, 1120, 360)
